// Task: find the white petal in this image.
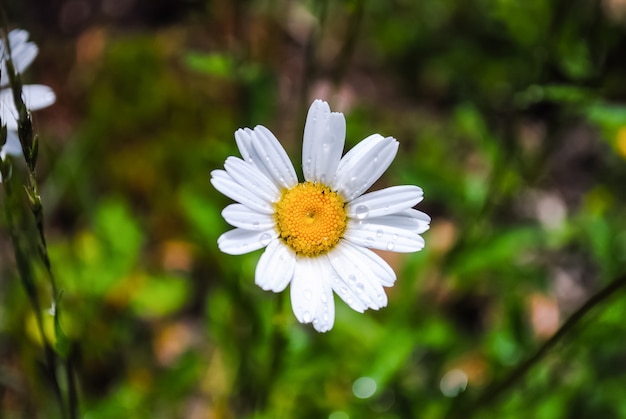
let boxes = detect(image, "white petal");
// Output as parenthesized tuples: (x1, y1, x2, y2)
(347, 185, 424, 219)
(235, 128, 274, 181)
(255, 240, 296, 292)
(344, 218, 426, 253)
(331, 134, 399, 201)
(21, 84, 56, 111)
(328, 242, 388, 311)
(0, 85, 55, 130)
(290, 257, 335, 332)
(0, 88, 17, 129)
(346, 244, 397, 287)
(217, 228, 276, 255)
(210, 170, 275, 214)
(1, 130, 22, 158)
(302, 99, 346, 184)
(0, 30, 38, 85)
(250, 125, 298, 189)
(394, 209, 431, 234)
(221, 204, 276, 230)
(224, 156, 281, 202)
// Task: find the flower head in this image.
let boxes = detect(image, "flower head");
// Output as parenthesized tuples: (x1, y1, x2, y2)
(0, 29, 56, 162)
(211, 100, 430, 332)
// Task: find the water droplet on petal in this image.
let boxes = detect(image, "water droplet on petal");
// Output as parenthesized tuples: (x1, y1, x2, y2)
(321, 294, 327, 303)
(355, 205, 369, 220)
(348, 275, 357, 285)
(376, 229, 384, 238)
(304, 289, 312, 300)
(340, 286, 348, 294)
(259, 233, 272, 246)
(303, 311, 312, 322)
(252, 221, 260, 228)
(377, 293, 385, 302)
(365, 237, 374, 246)
(386, 242, 395, 251)
(393, 234, 399, 241)
(323, 313, 329, 321)
(356, 283, 365, 293)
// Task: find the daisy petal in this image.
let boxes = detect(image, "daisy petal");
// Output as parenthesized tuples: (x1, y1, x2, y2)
(224, 156, 281, 202)
(1, 130, 22, 158)
(0, 30, 38, 85)
(250, 125, 298, 189)
(347, 244, 397, 287)
(331, 134, 399, 201)
(217, 228, 277, 255)
(302, 99, 346, 184)
(344, 217, 426, 253)
(235, 128, 274, 181)
(394, 209, 431, 234)
(290, 257, 335, 332)
(329, 242, 388, 311)
(221, 204, 276, 230)
(347, 185, 424, 219)
(21, 84, 56, 111)
(255, 240, 296, 292)
(210, 170, 275, 214)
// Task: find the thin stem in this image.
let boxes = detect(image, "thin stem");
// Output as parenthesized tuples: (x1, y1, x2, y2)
(2, 169, 67, 419)
(450, 274, 626, 418)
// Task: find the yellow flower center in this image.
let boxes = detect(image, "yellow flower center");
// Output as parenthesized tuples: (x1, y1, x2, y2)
(274, 182, 347, 257)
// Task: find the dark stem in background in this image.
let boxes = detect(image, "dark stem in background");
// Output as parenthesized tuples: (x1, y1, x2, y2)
(331, 0, 366, 88)
(448, 274, 626, 418)
(297, 0, 329, 137)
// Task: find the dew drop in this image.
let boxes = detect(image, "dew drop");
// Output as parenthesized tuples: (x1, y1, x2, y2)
(348, 275, 357, 285)
(376, 229, 384, 238)
(356, 282, 365, 293)
(355, 205, 369, 219)
(321, 294, 327, 303)
(303, 311, 312, 322)
(340, 286, 348, 294)
(252, 221, 260, 228)
(386, 242, 395, 251)
(323, 313, 329, 321)
(365, 237, 374, 246)
(393, 234, 399, 241)
(377, 293, 385, 302)
(259, 233, 272, 246)
(304, 289, 312, 300)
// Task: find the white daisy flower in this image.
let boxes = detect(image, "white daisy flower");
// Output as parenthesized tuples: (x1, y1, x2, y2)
(211, 99, 430, 332)
(0, 29, 56, 164)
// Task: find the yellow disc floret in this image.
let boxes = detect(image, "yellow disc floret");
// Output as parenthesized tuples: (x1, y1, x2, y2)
(274, 182, 347, 256)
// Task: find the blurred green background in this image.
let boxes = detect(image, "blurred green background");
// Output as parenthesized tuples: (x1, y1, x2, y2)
(2, 0, 626, 417)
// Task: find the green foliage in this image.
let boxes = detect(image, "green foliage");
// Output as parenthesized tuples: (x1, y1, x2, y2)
(3, 0, 626, 418)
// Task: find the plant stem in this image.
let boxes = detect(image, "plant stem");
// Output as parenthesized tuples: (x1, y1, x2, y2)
(449, 274, 626, 418)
